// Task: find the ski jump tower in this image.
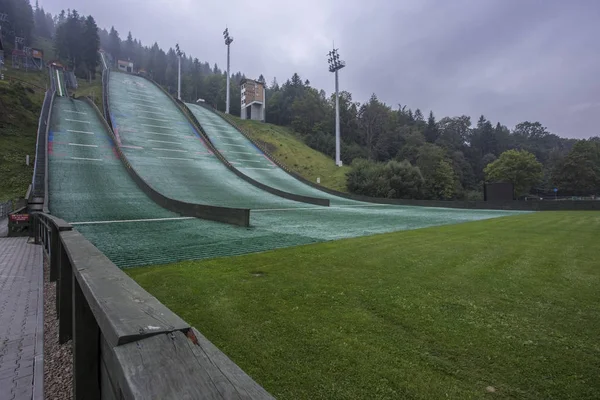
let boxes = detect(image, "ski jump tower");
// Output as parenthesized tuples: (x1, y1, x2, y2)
(240, 78, 266, 122)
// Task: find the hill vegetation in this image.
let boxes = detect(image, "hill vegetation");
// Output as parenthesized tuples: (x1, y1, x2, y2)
(228, 115, 349, 192)
(0, 69, 45, 201)
(3, 0, 599, 200)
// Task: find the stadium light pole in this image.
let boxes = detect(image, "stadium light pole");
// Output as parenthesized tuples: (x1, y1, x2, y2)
(223, 28, 233, 114)
(0, 12, 7, 31)
(175, 44, 183, 100)
(0, 12, 7, 34)
(328, 47, 346, 167)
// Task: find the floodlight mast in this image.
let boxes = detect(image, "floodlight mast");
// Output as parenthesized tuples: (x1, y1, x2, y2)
(175, 44, 183, 100)
(0, 12, 7, 31)
(327, 47, 346, 167)
(223, 28, 233, 114)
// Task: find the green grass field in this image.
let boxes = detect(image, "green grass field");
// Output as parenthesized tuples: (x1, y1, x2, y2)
(0, 69, 46, 201)
(227, 115, 350, 192)
(128, 211, 600, 400)
(74, 76, 103, 110)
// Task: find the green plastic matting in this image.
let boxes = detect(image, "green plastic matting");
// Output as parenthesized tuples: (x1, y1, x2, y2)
(108, 72, 312, 210)
(43, 78, 527, 269)
(186, 103, 360, 206)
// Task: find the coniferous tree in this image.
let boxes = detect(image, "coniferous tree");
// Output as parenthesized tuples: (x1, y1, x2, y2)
(82, 15, 99, 78)
(108, 26, 120, 62)
(424, 111, 439, 143)
(33, 0, 51, 38)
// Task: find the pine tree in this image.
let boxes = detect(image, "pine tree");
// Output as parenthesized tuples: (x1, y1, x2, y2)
(82, 15, 99, 79)
(108, 26, 120, 62)
(124, 31, 134, 61)
(33, 1, 51, 38)
(414, 108, 424, 122)
(424, 111, 439, 143)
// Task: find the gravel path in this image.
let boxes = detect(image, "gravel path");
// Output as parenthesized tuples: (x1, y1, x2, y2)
(43, 257, 72, 400)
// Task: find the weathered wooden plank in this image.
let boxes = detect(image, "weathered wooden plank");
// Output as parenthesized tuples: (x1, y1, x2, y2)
(108, 331, 255, 399)
(99, 340, 119, 400)
(73, 278, 101, 400)
(58, 242, 73, 343)
(102, 330, 274, 400)
(60, 230, 189, 347)
(50, 225, 60, 282)
(44, 214, 73, 231)
(189, 328, 275, 400)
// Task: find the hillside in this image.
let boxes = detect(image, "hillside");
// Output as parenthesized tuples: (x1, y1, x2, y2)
(0, 68, 47, 202)
(226, 115, 350, 192)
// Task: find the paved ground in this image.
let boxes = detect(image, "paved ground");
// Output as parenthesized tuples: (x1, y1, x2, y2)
(0, 238, 43, 400)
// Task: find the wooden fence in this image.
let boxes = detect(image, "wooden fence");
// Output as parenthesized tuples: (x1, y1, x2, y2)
(33, 212, 274, 399)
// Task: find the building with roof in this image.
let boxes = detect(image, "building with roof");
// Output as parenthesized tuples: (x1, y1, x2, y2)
(240, 78, 266, 121)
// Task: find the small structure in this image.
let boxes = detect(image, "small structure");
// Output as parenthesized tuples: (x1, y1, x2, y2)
(117, 59, 134, 73)
(240, 78, 265, 121)
(11, 45, 43, 71)
(48, 60, 65, 70)
(484, 182, 514, 202)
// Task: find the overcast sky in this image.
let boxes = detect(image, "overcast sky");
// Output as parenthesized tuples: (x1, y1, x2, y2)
(40, 0, 600, 139)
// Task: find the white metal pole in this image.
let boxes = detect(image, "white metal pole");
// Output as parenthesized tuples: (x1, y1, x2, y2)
(335, 69, 341, 166)
(226, 44, 231, 114)
(177, 55, 181, 100)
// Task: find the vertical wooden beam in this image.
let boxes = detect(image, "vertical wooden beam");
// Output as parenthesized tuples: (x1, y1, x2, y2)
(33, 216, 40, 244)
(51, 226, 59, 277)
(58, 242, 73, 343)
(72, 278, 101, 400)
(49, 226, 58, 282)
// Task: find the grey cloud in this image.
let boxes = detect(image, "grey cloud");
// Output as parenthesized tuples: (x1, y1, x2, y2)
(40, 0, 600, 138)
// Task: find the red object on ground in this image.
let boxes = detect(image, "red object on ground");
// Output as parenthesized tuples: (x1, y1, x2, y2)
(9, 214, 30, 222)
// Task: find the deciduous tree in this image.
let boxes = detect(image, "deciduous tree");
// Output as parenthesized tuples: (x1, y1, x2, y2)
(484, 150, 543, 197)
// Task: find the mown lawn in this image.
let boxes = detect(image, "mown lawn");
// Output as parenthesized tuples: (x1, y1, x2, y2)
(128, 212, 600, 399)
(228, 115, 350, 192)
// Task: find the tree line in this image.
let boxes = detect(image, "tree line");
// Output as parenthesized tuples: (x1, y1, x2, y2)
(265, 77, 598, 199)
(99, 26, 246, 116)
(0, 0, 35, 48)
(12, 0, 599, 200)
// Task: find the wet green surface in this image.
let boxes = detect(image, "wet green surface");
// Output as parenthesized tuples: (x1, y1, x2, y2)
(46, 76, 527, 269)
(109, 72, 307, 209)
(48, 96, 176, 222)
(187, 103, 359, 205)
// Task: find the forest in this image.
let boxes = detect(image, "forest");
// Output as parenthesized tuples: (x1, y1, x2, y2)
(2, 0, 599, 200)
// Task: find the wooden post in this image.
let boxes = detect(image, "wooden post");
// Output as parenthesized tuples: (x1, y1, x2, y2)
(45, 227, 50, 260)
(50, 225, 59, 283)
(72, 278, 101, 400)
(33, 216, 40, 244)
(50, 225, 59, 278)
(58, 242, 73, 343)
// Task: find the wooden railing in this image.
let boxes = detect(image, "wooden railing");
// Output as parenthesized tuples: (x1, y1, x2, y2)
(29, 74, 55, 214)
(33, 212, 274, 399)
